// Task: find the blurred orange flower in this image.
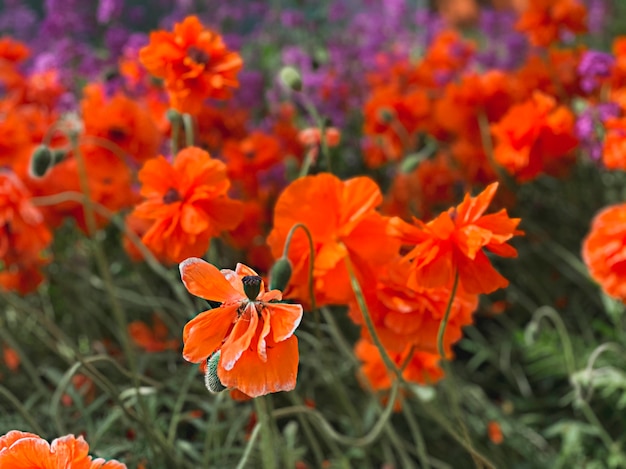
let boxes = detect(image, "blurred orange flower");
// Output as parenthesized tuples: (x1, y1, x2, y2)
(391, 183, 522, 294)
(491, 91, 578, 182)
(180, 258, 303, 397)
(267, 173, 399, 307)
(222, 131, 282, 196)
(0, 172, 51, 294)
(516, 0, 587, 47)
(349, 258, 478, 356)
(81, 83, 161, 163)
(139, 15, 242, 114)
(0, 430, 126, 468)
(582, 204, 626, 303)
(355, 339, 444, 392)
(133, 146, 242, 264)
(128, 314, 178, 353)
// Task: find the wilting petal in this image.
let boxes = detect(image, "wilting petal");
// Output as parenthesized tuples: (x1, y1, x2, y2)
(268, 303, 303, 343)
(220, 304, 259, 370)
(219, 335, 299, 398)
(180, 257, 243, 303)
(182, 305, 238, 363)
(0, 431, 40, 450)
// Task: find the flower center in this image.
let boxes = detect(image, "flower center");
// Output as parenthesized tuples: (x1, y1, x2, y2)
(242, 275, 262, 301)
(163, 187, 181, 204)
(187, 46, 210, 66)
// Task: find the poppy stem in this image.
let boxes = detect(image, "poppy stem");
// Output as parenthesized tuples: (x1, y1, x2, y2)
(344, 254, 402, 380)
(168, 110, 182, 155)
(182, 113, 195, 148)
(282, 223, 317, 315)
(253, 395, 279, 469)
(436, 271, 459, 360)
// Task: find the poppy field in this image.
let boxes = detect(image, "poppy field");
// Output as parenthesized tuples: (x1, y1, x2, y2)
(1, 0, 626, 467)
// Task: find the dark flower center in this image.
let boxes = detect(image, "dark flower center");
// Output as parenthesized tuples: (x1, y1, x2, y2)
(108, 126, 127, 141)
(163, 187, 181, 204)
(242, 275, 262, 300)
(187, 46, 210, 66)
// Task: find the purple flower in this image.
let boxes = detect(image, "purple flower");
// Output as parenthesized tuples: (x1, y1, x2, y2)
(578, 50, 615, 93)
(97, 0, 123, 24)
(575, 102, 619, 161)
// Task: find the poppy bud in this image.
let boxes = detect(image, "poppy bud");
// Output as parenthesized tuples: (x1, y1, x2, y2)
(269, 257, 292, 292)
(204, 351, 226, 393)
(279, 66, 302, 92)
(166, 109, 182, 125)
(29, 145, 67, 178)
(377, 107, 396, 124)
(400, 153, 426, 174)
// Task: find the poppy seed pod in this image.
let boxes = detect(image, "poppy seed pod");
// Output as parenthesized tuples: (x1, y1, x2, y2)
(279, 66, 302, 92)
(29, 145, 67, 179)
(205, 351, 226, 393)
(269, 257, 292, 292)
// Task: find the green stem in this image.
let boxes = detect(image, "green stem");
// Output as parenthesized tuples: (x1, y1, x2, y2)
(282, 223, 316, 313)
(436, 271, 459, 360)
(344, 254, 402, 379)
(254, 395, 278, 469)
(182, 113, 195, 148)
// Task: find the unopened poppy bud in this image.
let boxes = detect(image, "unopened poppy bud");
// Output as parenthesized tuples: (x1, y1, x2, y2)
(205, 351, 226, 393)
(377, 108, 396, 124)
(279, 66, 302, 92)
(166, 109, 182, 125)
(269, 257, 292, 292)
(400, 153, 426, 174)
(242, 275, 262, 300)
(29, 145, 67, 178)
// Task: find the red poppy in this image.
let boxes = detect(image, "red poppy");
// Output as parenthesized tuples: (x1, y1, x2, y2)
(582, 203, 626, 303)
(490, 91, 578, 182)
(390, 183, 522, 295)
(139, 15, 243, 114)
(267, 173, 399, 307)
(0, 172, 51, 294)
(516, 0, 587, 47)
(128, 314, 178, 353)
(0, 431, 126, 468)
(81, 83, 161, 163)
(355, 338, 444, 392)
(132, 146, 242, 264)
(181, 259, 303, 397)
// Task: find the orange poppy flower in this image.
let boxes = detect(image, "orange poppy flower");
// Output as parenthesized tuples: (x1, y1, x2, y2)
(355, 338, 444, 392)
(382, 152, 464, 221)
(222, 131, 282, 196)
(348, 258, 478, 356)
(582, 203, 626, 303)
(491, 91, 578, 182)
(390, 182, 522, 295)
(128, 314, 178, 353)
(602, 117, 626, 170)
(81, 83, 161, 163)
(195, 104, 248, 153)
(516, 0, 587, 47)
(0, 172, 51, 293)
(0, 431, 126, 468)
(266, 173, 400, 307)
(487, 421, 504, 444)
(139, 15, 243, 114)
(180, 258, 303, 397)
(0, 37, 29, 91)
(132, 146, 242, 264)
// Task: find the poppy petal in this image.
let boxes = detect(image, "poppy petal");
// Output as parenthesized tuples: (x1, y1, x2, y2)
(182, 304, 238, 363)
(179, 257, 243, 303)
(218, 335, 299, 398)
(269, 303, 303, 343)
(220, 304, 259, 370)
